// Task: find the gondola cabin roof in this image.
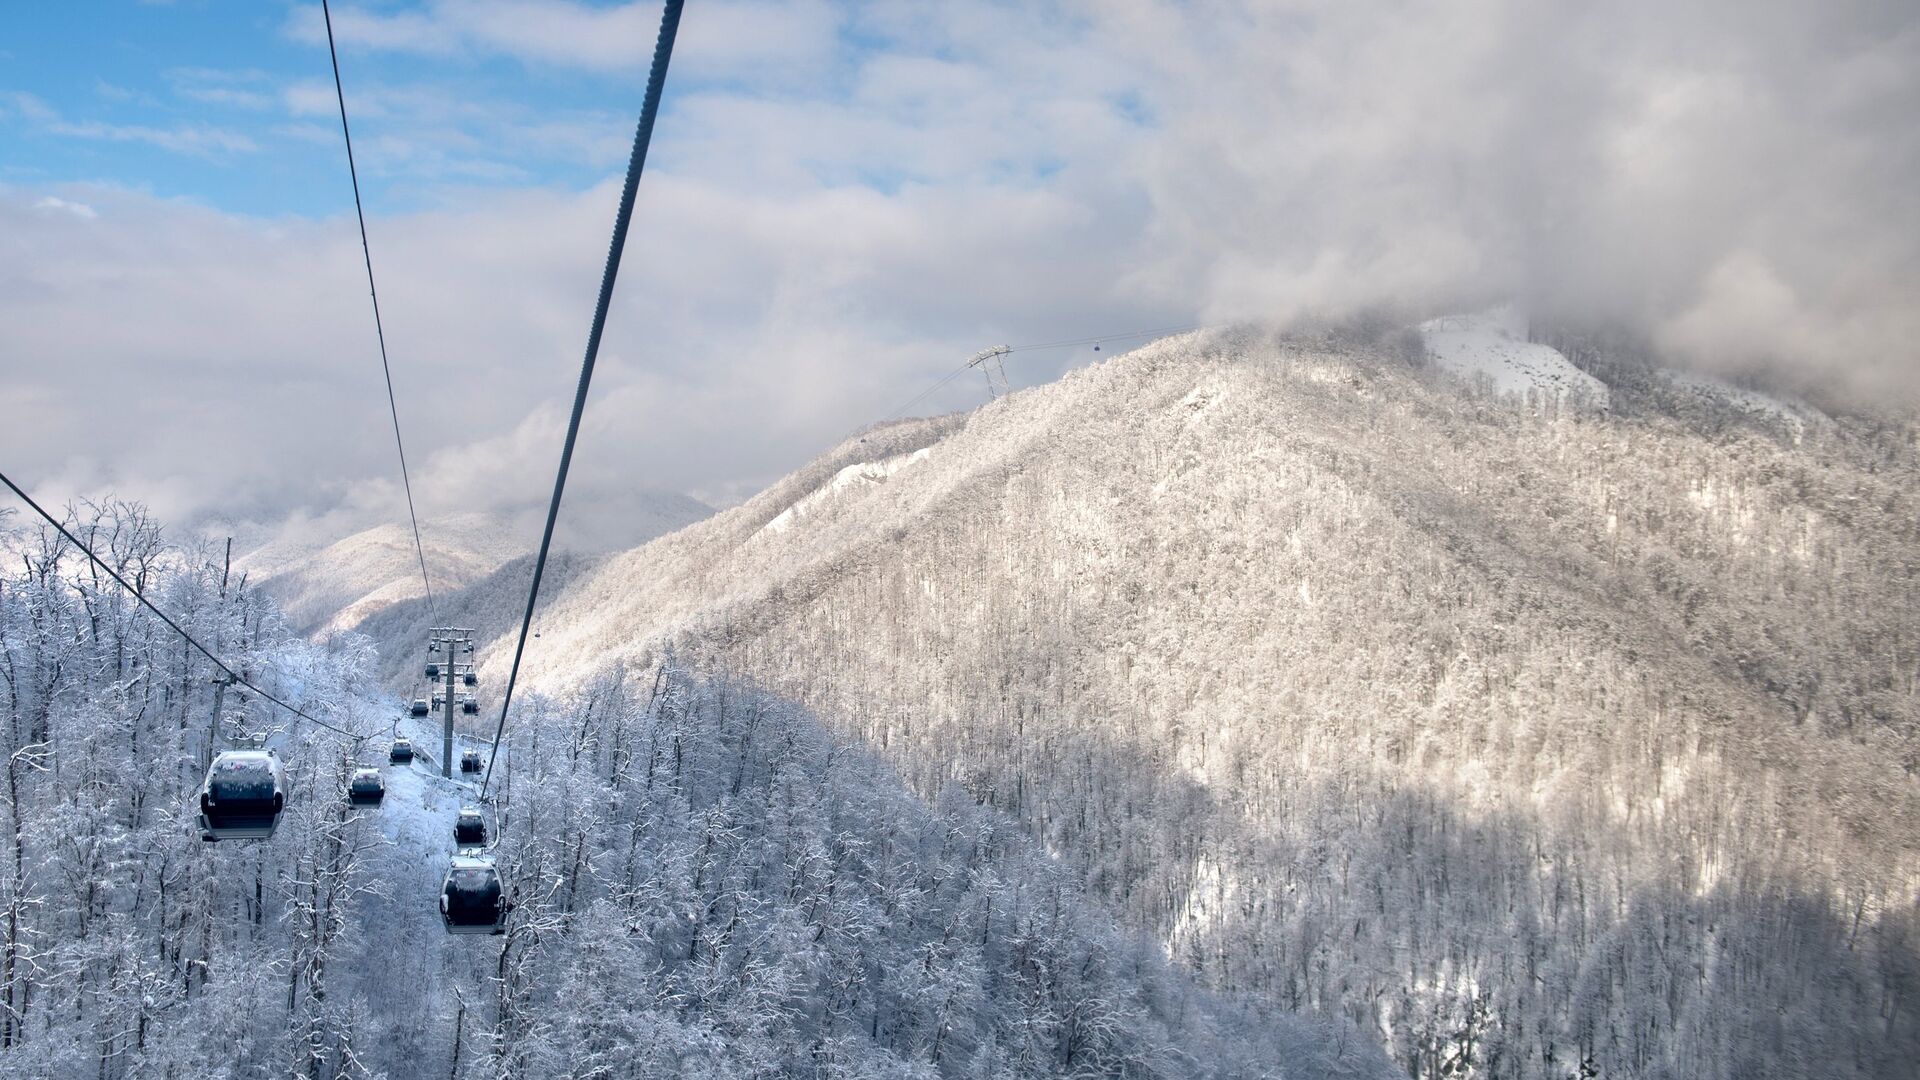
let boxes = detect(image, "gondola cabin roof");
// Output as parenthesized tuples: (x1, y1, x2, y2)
(205, 750, 281, 799)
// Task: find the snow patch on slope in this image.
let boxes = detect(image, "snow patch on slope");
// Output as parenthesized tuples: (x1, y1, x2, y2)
(1422, 305, 1610, 408)
(760, 447, 933, 536)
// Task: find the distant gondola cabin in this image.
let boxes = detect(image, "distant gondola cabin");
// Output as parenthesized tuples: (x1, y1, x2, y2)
(410, 699, 429, 717)
(460, 749, 483, 774)
(389, 737, 414, 764)
(454, 807, 487, 847)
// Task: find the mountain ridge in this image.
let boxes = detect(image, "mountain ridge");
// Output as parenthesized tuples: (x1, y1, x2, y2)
(472, 324, 1918, 1078)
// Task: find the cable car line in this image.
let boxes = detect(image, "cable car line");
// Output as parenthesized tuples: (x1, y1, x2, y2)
(0, 468, 363, 740)
(860, 321, 1213, 432)
(1006, 322, 1208, 353)
(321, 0, 438, 622)
(476, 0, 686, 803)
(871, 363, 977, 427)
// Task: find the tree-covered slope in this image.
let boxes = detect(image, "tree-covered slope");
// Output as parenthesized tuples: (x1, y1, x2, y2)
(2, 504, 1380, 1079)
(496, 325, 1920, 1079)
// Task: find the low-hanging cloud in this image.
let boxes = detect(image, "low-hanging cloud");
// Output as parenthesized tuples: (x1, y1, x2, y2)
(1102, 0, 1920, 402)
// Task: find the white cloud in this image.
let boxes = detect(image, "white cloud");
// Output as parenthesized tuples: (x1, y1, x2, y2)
(1096, 0, 1920, 400)
(4, 0, 1915, 544)
(33, 195, 96, 219)
(3, 90, 257, 157)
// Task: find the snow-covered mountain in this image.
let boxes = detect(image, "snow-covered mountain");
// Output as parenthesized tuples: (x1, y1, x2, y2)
(368, 322, 1916, 1079)
(236, 495, 710, 635)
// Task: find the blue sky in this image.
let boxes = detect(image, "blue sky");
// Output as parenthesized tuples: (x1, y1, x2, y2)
(2, 1, 805, 216)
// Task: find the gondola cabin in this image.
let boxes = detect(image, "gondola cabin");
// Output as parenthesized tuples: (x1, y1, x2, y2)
(347, 767, 385, 806)
(460, 749, 483, 774)
(198, 749, 286, 841)
(425, 662, 440, 679)
(462, 699, 479, 715)
(389, 737, 414, 764)
(441, 856, 506, 935)
(454, 806, 487, 847)
(410, 698, 430, 717)
(463, 672, 477, 687)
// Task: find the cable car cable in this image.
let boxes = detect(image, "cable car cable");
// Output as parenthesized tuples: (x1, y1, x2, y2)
(477, 0, 685, 801)
(0, 469, 363, 740)
(1006, 322, 1208, 353)
(852, 322, 1212, 438)
(871, 363, 976, 426)
(321, 0, 438, 621)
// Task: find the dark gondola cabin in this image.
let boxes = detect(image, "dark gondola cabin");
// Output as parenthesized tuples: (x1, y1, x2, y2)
(460, 749, 483, 774)
(410, 698, 429, 717)
(462, 672, 477, 687)
(454, 806, 487, 847)
(441, 856, 506, 935)
(347, 767, 384, 806)
(462, 699, 478, 715)
(198, 749, 286, 841)
(389, 737, 414, 764)
(425, 662, 440, 679)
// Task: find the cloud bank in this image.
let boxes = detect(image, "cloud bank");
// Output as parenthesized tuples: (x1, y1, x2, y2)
(1107, 0, 1920, 400)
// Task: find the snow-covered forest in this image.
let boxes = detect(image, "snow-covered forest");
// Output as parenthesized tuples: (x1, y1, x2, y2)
(370, 325, 1916, 1080)
(5, 324, 1917, 1080)
(0, 501, 1389, 1079)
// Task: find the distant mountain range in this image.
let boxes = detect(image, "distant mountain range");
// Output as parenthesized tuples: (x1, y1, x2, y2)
(232, 494, 711, 635)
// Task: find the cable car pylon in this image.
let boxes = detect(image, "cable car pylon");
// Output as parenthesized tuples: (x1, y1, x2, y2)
(969, 345, 1011, 400)
(425, 627, 477, 778)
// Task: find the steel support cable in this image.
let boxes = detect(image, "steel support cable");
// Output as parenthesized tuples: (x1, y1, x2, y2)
(0, 470, 363, 739)
(321, 0, 438, 622)
(1007, 322, 1208, 353)
(872, 363, 975, 425)
(479, 0, 685, 801)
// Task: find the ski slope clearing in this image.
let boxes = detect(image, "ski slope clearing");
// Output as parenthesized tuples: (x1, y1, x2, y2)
(1421, 305, 1610, 407)
(760, 446, 933, 537)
